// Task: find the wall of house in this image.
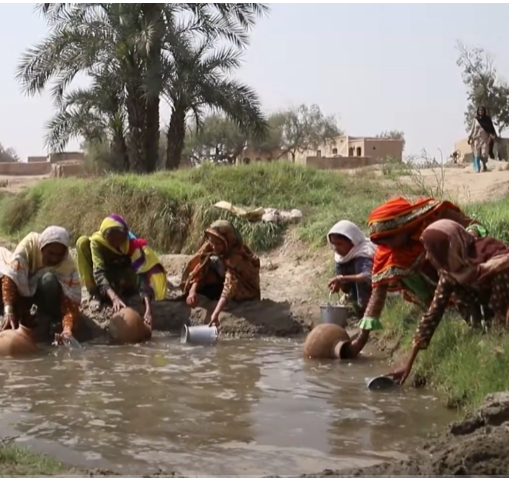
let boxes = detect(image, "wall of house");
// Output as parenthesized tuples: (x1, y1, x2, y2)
(363, 138, 403, 161)
(27, 156, 48, 163)
(48, 151, 85, 163)
(304, 156, 380, 169)
(0, 162, 52, 175)
(294, 135, 404, 163)
(50, 161, 86, 178)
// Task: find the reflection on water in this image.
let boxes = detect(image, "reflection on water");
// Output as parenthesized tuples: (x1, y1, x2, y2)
(0, 335, 456, 475)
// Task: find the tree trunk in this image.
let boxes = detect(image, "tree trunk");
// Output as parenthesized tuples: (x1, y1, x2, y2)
(125, 87, 147, 173)
(144, 95, 159, 173)
(166, 107, 186, 170)
(142, 4, 163, 173)
(111, 134, 129, 172)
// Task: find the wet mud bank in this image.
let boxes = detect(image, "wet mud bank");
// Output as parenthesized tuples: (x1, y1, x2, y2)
(290, 392, 509, 476)
(69, 251, 317, 341)
(76, 295, 314, 340)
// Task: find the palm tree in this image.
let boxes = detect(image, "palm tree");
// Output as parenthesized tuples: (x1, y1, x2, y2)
(18, 3, 270, 172)
(17, 3, 153, 172)
(45, 71, 129, 171)
(162, 36, 268, 169)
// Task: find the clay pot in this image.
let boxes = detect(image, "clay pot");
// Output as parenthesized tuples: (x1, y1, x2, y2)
(303, 323, 351, 360)
(0, 325, 38, 357)
(108, 307, 152, 345)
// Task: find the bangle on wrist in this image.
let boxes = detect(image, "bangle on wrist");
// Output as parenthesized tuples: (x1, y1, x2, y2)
(4, 305, 14, 315)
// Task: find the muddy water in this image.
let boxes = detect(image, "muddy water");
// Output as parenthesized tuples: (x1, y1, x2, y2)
(0, 335, 456, 475)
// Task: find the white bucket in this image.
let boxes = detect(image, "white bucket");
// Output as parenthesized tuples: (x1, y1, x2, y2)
(180, 325, 218, 345)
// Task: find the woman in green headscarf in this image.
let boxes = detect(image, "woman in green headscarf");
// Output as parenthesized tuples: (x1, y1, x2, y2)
(180, 220, 261, 327)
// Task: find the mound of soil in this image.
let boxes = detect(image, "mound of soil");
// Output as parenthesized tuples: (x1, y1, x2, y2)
(70, 250, 319, 341)
(287, 391, 509, 477)
(77, 293, 313, 339)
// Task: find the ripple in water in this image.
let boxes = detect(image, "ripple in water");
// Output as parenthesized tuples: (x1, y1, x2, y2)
(0, 336, 457, 475)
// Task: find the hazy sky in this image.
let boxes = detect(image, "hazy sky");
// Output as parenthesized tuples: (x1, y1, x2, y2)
(2, 3, 509, 161)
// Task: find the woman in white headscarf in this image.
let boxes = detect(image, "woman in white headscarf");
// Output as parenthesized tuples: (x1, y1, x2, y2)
(0, 226, 81, 344)
(327, 220, 376, 317)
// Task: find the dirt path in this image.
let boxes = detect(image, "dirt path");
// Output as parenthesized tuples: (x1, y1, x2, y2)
(393, 159, 509, 203)
(0, 174, 49, 193)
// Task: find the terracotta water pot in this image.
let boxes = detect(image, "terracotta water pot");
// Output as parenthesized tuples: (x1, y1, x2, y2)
(108, 307, 152, 345)
(0, 325, 38, 357)
(303, 323, 351, 359)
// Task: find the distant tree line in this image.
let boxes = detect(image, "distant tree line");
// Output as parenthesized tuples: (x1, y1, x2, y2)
(0, 143, 19, 163)
(17, 4, 410, 173)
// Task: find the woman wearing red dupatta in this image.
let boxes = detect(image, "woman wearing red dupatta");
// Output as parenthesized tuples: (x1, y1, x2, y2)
(344, 197, 486, 358)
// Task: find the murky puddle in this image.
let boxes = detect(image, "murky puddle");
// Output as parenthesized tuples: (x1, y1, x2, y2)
(0, 334, 456, 475)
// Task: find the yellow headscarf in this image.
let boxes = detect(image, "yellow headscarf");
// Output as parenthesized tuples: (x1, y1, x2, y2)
(90, 215, 167, 301)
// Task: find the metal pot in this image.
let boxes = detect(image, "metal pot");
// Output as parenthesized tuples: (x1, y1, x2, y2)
(180, 324, 218, 346)
(319, 292, 349, 327)
(365, 376, 398, 391)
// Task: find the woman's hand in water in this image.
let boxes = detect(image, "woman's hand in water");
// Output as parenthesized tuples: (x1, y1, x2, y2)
(328, 275, 344, 293)
(385, 365, 411, 386)
(209, 311, 220, 328)
(53, 327, 73, 346)
(1, 312, 17, 331)
(144, 309, 153, 328)
(186, 292, 198, 308)
(111, 296, 126, 313)
(61, 326, 72, 339)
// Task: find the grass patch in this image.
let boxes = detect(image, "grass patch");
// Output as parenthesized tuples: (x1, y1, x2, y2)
(0, 162, 390, 253)
(380, 300, 509, 412)
(0, 442, 65, 474)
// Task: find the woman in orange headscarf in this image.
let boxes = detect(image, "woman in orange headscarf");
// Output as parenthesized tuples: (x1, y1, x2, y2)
(344, 197, 487, 358)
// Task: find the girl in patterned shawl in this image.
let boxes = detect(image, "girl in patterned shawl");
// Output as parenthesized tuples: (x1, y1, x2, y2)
(180, 220, 261, 327)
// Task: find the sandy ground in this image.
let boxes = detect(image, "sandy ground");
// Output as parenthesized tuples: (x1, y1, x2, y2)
(0, 174, 49, 193)
(397, 159, 509, 203)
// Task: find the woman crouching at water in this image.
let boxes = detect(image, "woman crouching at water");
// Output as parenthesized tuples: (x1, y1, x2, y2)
(344, 197, 486, 359)
(0, 226, 81, 344)
(75, 214, 167, 327)
(180, 220, 261, 327)
(327, 220, 376, 317)
(388, 219, 509, 385)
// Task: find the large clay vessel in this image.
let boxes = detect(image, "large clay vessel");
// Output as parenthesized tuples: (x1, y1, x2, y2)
(303, 323, 351, 359)
(0, 325, 38, 357)
(108, 307, 152, 345)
